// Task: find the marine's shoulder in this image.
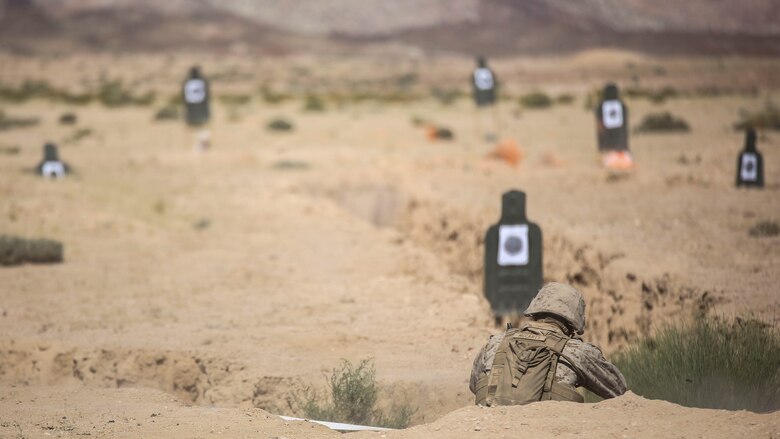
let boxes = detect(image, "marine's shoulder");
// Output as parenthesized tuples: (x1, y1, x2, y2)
(563, 337, 606, 357)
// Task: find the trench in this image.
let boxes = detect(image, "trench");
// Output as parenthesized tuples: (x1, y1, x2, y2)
(0, 341, 292, 412)
(318, 181, 722, 352)
(0, 180, 721, 423)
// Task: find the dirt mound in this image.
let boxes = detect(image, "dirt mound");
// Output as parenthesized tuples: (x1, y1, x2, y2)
(369, 391, 780, 438)
(1, 386, 776, 438)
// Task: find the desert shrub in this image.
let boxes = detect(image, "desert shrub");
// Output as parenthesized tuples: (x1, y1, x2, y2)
(584, 88, 603, 110)
(218, 93, 251, 106)
(0, 235, 64, 266)
(259, 85, 290, 105)
(96, 81, 155, 107)
(167, 94, 184, 106)
(431, 87, 463, 106)
(287, 359, 415, 429)
(748, 221, 779, 238)
(331, 90, 419, 105)
(59, 112, 78, 125)
(636, 112, 690, 133)
(0, 145, 20, 155)
(519, 91, 553, 109)
(556, 93, 575, 105)
(0, 111, 40, 131)
(59, 91, 93, 106)
(734, 102, 780, 130)
(0, 80, 92, 105)
(192, 218, 211, 230)
(410, 115, 428, 127)
(272, 160, 309, 170)
(64, 127, 93, 144)
(625, 86, 679, 104)
(394, 72, 419, 88)
(0, 80, 55, 102)
(267, 118, 294, 132)
(303, 95, 326, 112)
(614, 317, 780, 412)
(154, 104, 180, 121)
(651, 86, 679, 103)
(428, 126, 454, 140)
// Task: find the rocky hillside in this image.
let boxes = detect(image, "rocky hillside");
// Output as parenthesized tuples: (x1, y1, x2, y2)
(2, 0, 779, 55)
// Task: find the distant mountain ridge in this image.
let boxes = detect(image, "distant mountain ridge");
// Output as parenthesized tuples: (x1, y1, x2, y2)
(2, 0, 779, 55)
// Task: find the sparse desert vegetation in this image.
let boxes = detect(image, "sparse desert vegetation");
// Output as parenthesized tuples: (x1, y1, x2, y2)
(636, 112, 691, 133)
(0, 235, 64, 266)
(734, 101, 780, 130)
(748, 221, 779, 238)
(519, 91, 553, 109)
(154, 104, 180, 121)
(303, 94, 326, 112)
(267, 118, 294, 132)
(287, 359, 416, 428)
(0, 111, 40, 131)
(615, 317, 780, 412)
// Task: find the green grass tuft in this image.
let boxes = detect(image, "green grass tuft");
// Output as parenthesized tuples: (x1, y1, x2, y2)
(519, 91, 553, 109)
(556, 93, 576, 105)
(625, 86, 679, 104)
(96, 80, 155, 108)
(734, 102, 780, 131)
(287, 359, 415, 429)
(0, 235, 63, 266)
(303, 95, 326, 112)
(636, 112, 690, 133)
(748, 221, 779, 238)
(64, 127, 93, 144)
(0, 111, 40, 131)
(218, 93, 251, 106)
(154, 104, 180, 121)
(431, 87, 463, 106)
(259, 85, 291, 105)
(615, 317, 780, 412)
(267, 118, 294, 132)
(59, 112, 78, 125)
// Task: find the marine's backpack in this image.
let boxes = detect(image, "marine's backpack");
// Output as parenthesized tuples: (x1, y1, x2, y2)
(475, 324, 584, 406)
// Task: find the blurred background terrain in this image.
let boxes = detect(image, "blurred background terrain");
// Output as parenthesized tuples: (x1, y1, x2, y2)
(2, 0, 780, 55)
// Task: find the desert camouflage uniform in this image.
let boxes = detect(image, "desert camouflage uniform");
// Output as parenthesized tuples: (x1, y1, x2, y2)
(470, 283, 627, 401)
(469, 319, 627, 399)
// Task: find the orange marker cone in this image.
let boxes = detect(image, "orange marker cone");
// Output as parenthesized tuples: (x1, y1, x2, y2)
(489, 139, 523, 167)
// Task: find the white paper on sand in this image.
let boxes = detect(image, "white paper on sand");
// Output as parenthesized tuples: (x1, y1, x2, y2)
(279, 415, 394, 432)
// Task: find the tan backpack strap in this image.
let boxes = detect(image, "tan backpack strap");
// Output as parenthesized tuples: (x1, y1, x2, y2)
(542, 334, 569, 401)
(485, 331, 516, 405)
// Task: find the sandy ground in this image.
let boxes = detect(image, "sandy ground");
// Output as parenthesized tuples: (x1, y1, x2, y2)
(0, 52, 779, 437)
(1, 386, 777, 438)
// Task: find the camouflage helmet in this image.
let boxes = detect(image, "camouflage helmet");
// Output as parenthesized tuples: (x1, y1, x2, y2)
(524, 282, 586, 334)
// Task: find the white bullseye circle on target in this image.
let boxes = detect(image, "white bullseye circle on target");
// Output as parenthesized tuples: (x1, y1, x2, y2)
(474, 68, 495, 91)
(184, 79, 206, 104)
(741, 153, 758, 181)
(602, 100, 624, 129)
(498, 224, 529, 266)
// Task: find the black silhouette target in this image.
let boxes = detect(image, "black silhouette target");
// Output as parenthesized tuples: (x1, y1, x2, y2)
(736, 130, 763, 188)
(484, 191, 543, 316)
